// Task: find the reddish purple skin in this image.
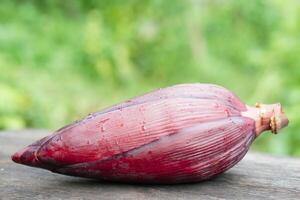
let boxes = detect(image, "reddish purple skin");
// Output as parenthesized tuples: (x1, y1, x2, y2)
(12, 84, 256, 184)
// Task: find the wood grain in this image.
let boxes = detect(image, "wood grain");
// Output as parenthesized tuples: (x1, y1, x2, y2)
(0, 130, 299, 200)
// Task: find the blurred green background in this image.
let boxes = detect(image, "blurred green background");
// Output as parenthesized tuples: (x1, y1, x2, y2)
(0, 0, 299, 156)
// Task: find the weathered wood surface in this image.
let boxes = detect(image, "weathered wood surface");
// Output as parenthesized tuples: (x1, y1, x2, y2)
(0, 130, 299, 200)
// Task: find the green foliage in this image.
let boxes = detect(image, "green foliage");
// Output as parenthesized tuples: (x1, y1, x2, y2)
(0, 0, 299, 156)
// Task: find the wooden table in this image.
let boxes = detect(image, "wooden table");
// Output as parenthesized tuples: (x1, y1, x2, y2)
(0, 130, 299, 200)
